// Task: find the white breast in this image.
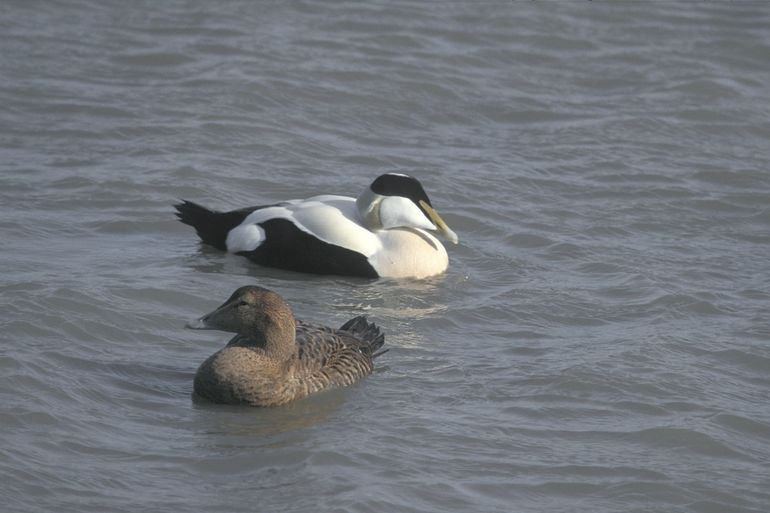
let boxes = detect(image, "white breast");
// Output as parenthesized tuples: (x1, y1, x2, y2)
(368, 229, 449, 279)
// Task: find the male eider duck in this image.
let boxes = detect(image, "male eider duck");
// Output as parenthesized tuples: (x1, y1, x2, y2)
(188, 286, 386, 407)
(174, 173, 458, 279)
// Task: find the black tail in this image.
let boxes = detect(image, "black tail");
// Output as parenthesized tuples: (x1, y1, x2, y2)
(339, 315, 387, 358)
(174, 200, 255, 251)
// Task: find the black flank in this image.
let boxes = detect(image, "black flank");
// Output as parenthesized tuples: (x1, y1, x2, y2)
(242, 218, 379, 278)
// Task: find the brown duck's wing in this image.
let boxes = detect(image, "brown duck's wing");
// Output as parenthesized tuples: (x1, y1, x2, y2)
(296, 317, 384, 352)
(296, 319, 335, 335)
(292, 316, 385, 396)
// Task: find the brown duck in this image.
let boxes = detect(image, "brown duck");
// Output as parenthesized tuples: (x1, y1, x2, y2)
(187, 286, 386, 406)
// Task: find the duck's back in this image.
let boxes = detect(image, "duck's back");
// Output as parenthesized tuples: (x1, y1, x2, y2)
(292, 316, 385, 398)
(226, 198, 382, 278)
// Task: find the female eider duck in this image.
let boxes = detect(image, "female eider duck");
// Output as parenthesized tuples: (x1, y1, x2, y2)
(188, 285, 386, 407)
(174, 173, 458, 279)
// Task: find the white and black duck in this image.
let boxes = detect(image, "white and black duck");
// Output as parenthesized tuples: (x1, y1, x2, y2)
(188, 285, 386, 406)
(174, 173, 458, 279)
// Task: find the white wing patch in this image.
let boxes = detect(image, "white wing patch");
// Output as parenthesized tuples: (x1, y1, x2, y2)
(224, 196, 380, 256)
(225, 215, 269, 252)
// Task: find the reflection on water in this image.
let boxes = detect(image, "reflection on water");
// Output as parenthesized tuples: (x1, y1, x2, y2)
(192, 387, 349, 439)
(183, 246, 452, 323)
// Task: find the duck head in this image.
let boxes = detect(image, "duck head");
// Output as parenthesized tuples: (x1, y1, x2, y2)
(187, 286, 295, 343)
(356, 173, 459, 244)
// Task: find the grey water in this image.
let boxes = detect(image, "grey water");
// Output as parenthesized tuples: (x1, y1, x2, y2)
(2, 1, 770, 512)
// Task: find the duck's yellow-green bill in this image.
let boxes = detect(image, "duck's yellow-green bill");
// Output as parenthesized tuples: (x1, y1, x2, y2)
(419, 200, 459, 244)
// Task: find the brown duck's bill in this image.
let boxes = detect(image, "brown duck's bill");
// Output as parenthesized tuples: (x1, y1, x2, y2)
(186, 298, 237, 331)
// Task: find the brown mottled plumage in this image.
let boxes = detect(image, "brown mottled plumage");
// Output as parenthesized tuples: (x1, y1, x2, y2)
(187, 286, 385, 407)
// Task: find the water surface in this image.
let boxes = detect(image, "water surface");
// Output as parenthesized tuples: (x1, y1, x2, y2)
(2, 2, 770, 512)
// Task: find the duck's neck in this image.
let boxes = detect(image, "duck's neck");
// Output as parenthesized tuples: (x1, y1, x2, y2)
(246, 317, 296, 360)
(356, 188, 383, 230)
